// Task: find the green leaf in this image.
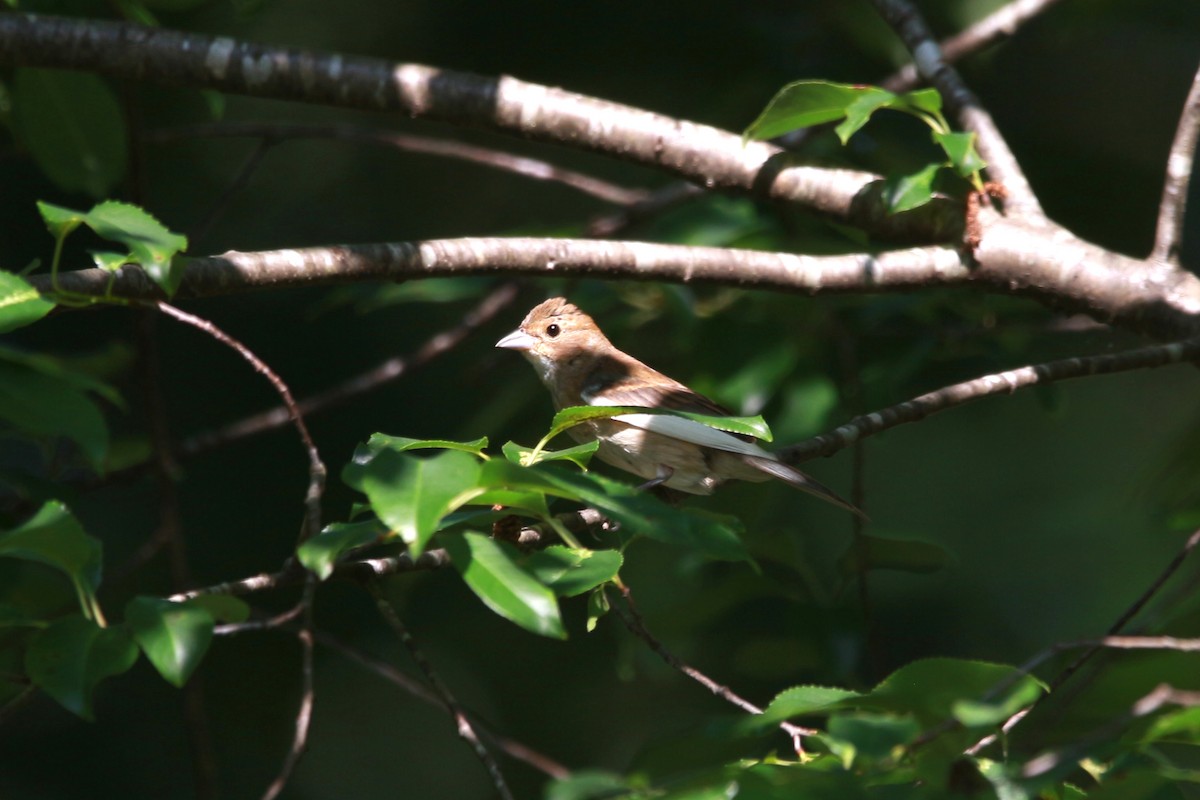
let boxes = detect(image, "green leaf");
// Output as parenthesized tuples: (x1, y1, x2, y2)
(89, 251, 129, 272)
(896, 87, 943, 116)
(882, 163, 942, 214)
(952, 677, 1043, 728)
(356, 433, 489, 459)
(36, 202, 86, 240)
(761, 684, 862, 724)
(25, 615, 138, 720)
(0, 271, 54, 333)
(80, 201, 189, 292)
(524, 546, 622, 597)
(0, 502, 102, 615)
(586, 587, 610, 633)
(503, 439, 598, 469)
(11, 69, 127, 197)
(297, 519, 388, 579)
(834, 87, 898, 144)
(865, 658, 1045, 727)
(933, 131, 987, 177)
(837, 533, 952, 576)
(443, 532, 565, 639)
(548, 405, 771, 444)
(546, 770, 633, 800)
(744, 80, 891, 141)
(124, 596, 214, 688)
(826, 711, 921, 763)
(343, 445, 483, 556)
(0, 354, 110, 470)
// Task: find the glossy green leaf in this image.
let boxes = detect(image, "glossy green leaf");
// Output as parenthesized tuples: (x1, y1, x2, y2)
(744, 80, 888, 141)
(0, 271, 54, 333)
(443, 532, 565, 639)
(89, 251, 129, 272)
(11, 69, 127, 197)
(503, 439, 598, 469)
(0, 356, 109, 470)
(896, 87, 943, 116)
(343, 445, 482, 556)
(524, 546, 622, 597)
(882, 163, 941, 214)
(297, 519, 388, 579)
(82, 201, 189, 293)
(25, 615, 138, 720)
(125, 596, 214, 688)
(357, 433, 489, 459)
(0, 502, 102, 612)
(834, 87, 897, 143)
(761, 684, 862, 724)
(36, 202, 86, 239)
(837, 533, 952, 576)
(500, 463, 749, 562)
(934, 131, 986, 177)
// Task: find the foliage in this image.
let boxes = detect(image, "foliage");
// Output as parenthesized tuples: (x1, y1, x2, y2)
(1, 3, 1199, 800)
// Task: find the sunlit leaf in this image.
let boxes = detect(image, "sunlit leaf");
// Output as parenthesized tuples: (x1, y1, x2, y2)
(882, 163, 941, 214)
(744, 81, 890, 141)
(297, 519, 388, 579)
(524, 546, 622, 597)
(357, 433, 489, 459)
(0, 271, 54, 333)
(25, 615, 138, 720)
(548, 405, 771, 443)
(125, 597, 214, 688)
(443, 532, 565, 639)
(503, 439, 598, 469)
(933, 131, 986, 177)
(343, 446, 482, 557)
(0, 502, 102, 614)
(761, 684, 862, 725)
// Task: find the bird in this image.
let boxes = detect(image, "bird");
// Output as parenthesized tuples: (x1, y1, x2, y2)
(495, 297, 864, 517)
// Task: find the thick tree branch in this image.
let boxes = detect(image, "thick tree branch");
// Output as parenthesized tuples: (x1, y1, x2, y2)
(0, 13, 958, 242)
(32, 229, 1200, 338)
(870, 0, 1043, 218)
(1152, 60, 1200, 265)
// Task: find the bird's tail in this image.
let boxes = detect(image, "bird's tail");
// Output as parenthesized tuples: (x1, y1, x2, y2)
(744, 456, 869, 520)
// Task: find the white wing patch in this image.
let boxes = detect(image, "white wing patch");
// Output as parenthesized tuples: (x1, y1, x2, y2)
(612, 413, 773, 459)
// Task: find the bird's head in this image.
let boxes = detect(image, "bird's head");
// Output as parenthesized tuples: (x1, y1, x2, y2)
(495, 297, 611, 385)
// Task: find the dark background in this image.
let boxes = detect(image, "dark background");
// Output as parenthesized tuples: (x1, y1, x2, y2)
(2, 0, 1200, 797)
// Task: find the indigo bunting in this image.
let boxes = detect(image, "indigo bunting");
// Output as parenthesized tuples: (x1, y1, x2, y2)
(496, 297, 863, 516)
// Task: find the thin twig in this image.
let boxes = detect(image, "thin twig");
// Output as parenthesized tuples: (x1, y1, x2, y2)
(146, 122, 652, 207)
(151, 301, 326, 543)
(614, 584, 815, 755)
(260, 575, 317, 800)
(369, 582, 514, 800)
(782, 336, 1200, 463)
(188, 137, 276, 249)
(181, 283, 517, 457)
(1151, 60, 1200, 265)
(869, 0, 1043, 217)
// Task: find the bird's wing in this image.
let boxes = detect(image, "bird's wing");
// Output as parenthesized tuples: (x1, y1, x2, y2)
(583, 375, 770, 458)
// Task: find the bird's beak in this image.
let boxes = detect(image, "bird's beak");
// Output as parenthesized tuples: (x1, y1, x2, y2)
(495, 328, 535, 351)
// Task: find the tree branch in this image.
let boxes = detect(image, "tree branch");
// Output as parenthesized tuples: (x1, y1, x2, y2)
(1152, 59, 1200, 265)
(0, 12, 959, 241)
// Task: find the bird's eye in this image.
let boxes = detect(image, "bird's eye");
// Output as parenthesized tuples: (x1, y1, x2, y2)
(546, 323, 561, 338)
